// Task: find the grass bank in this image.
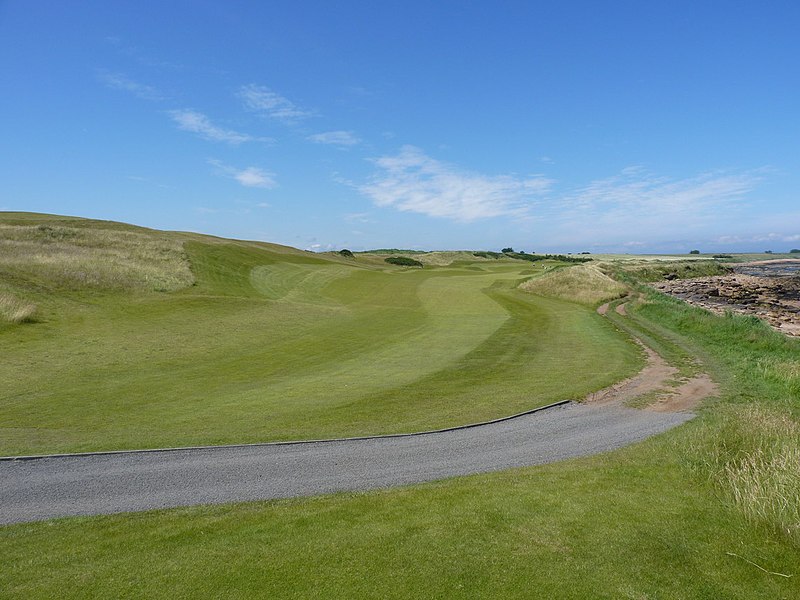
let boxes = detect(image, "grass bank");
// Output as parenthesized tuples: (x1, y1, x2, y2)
(518, 263, 627, 305)
(2, 220, 797, 598)
(0, 213, 640, 455)
(631, 289, 800, 545)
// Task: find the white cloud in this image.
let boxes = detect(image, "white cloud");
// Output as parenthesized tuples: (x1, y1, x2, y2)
(750, 232, 800, 243)
(308, 130, 360, 146)
(713, 232, 800, 247)
(169, 110, 256, 144)
(532, 167, 769, 249)
(544, 168, 761, 238)
(238, 84, 313, 122)
(360, 146, 552, 221)
(306, 242, 336, 252)
(208, 159, 276, 188)
(344, 212, 372, 223)
(98, 70, 163, 101)
(562, 167, 758, 220)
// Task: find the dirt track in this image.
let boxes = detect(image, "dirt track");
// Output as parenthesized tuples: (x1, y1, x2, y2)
(594, 301, 718, 412)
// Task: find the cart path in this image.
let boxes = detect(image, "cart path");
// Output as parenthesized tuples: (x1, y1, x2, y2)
(2, 300, 713, 526)
(0, 402, 692, 525)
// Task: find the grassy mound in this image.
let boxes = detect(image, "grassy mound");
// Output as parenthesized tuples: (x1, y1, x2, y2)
(519, 263, 628, 305)
(0, 222, 194, 293)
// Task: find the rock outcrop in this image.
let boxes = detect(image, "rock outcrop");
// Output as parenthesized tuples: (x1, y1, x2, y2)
(650, 265, 800, 337)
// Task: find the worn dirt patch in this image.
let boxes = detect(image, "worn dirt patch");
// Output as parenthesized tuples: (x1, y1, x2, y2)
(648, 373, 718, 413)
(585, 341, 678, 407)
(589, 303, 718, 413)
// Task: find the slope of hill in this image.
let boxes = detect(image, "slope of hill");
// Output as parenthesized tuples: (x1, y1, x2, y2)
(0, 212, 640, 456)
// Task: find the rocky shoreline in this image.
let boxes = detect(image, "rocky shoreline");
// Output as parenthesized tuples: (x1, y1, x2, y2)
(650, 260, 800, 337)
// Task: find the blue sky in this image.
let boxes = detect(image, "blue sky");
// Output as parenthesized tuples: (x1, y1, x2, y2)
(1, 1, 798, 253)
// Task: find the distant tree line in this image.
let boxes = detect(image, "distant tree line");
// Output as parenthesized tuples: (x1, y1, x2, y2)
(362, 248, 427, 254)
(473, 250, 591, 264)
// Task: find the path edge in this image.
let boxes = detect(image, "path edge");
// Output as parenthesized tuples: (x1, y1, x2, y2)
(0, 399, 573, 462)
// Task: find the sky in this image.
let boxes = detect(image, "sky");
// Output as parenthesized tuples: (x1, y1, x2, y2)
(1, 1, 798, 253)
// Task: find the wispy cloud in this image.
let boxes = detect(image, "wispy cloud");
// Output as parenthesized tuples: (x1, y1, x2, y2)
(344, 212, 372, 223)
(238, 84, 313, 123)
(97, 70, 163, 101)
(716, 232, 800, 244)
(208, 159, 276, 188)
(554, 167, 761, 230)
(308, 130, 360, 147)
(306, 242, 336, 252)
(361, 146, 552, 221)
(169, 109, 258, 144)
(537, 167, 766, 248)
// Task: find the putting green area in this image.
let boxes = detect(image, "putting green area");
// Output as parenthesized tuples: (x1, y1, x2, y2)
(0, 214, 641, 455)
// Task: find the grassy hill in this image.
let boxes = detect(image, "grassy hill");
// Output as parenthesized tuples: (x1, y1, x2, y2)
(0, 212, 640, 455)
(1, 213, 798, 598)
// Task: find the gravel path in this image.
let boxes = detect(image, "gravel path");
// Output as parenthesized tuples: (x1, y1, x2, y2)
(0, 403, 692, 525)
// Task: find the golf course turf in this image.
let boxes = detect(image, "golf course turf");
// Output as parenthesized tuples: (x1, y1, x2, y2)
(0, 213, 640, 456)
(1, 213, 798, 598)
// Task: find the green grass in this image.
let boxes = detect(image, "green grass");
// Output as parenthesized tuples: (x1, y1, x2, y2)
(2, 435, 797, 599)
(0, 213, 640, 455)
(2, 215, 798, 598)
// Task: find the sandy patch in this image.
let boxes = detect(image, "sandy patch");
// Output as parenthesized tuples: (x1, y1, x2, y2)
(584, 341, 678, 407)
(588, 302, 718, 413)
(648, 373, 718, 413)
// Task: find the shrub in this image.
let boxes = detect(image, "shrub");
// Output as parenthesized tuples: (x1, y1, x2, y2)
(689, 249, 700, 254)
(501, 247, 514, 253)
(384, 256, 423, 268)
(504, 252, 591, 264)
(790, 249, 799, 254)
(338, 249, 354, 258)
(712, 254, 733, 259)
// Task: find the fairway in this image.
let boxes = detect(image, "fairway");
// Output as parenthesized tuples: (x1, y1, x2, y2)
(0, 214, 641, 456)
(2, 215, 798, 600)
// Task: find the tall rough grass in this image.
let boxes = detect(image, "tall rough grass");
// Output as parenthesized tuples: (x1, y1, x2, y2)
(0, 292, 37, 323)
(0, 224, 194, 292)
(622, 260, 732, 282)
(688, 406, 800, 545)
(519, 264, 627, 305)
